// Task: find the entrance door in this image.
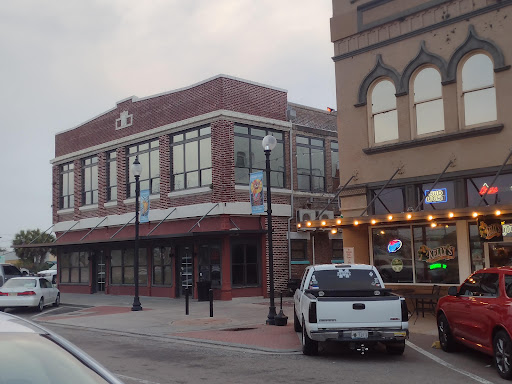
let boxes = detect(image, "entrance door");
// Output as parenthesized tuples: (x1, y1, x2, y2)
(488, 243, 512, 267)
(177, 245, 193, 297)
(94, 251, 106, 293)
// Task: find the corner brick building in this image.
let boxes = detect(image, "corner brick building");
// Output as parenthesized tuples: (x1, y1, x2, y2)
(49, 75, 338, 300)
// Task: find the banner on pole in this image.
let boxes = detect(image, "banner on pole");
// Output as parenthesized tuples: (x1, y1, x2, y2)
(250, 171, 265, 214)
(140, 189, 150, 223)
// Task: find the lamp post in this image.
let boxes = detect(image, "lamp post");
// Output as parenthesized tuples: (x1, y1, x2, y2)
(262, 135, 277, 325)
(131, 156, 143, 311)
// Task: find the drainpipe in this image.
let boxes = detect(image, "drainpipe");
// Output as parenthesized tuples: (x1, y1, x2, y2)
(312, 235, 316, 265)
(286, 108, 296, 279)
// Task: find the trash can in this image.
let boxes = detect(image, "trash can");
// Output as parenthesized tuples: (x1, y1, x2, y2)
(196, 280, 211, 301)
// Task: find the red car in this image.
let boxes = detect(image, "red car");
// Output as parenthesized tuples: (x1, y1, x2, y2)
(436, 267, 512, 380)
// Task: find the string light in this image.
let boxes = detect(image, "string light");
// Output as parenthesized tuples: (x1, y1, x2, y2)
(496, 210, 502, 216)
(321, 221, 326, 226)
(388, 215, 393, 221)
(448, 212, 454, 218)
(354, 220, 359, 226)
(297, 223, 302, 228)
(406, 213, 412, 220)
(428, 215, 434, 221)
(336, 219, 342, 225)
(331, 228, 337, 234)
(431, 222, 437, 228)
(307, 221, 312, 227)
(472, 212, 478, 218)
(371, 219, 377, 225)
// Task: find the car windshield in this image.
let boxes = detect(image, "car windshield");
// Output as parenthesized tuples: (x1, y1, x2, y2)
(3, 279, 36, 288)
(0, 333, 110, 384)
(309, 269, 382, 290)
(50, 264, 57, 270)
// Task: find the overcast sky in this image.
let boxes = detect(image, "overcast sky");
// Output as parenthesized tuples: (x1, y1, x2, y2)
(0, 0, 336, 253)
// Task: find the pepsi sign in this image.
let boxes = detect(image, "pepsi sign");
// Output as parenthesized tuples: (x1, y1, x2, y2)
(387, 239, 402, 253)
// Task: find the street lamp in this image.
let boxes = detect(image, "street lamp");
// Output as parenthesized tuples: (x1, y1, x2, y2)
(131, 156, 143, 312)
(262, 135, 277, 325)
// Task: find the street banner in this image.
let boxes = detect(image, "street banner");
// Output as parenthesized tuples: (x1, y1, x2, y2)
(140, 189, 150, 223)
(250, 171, 265, 214)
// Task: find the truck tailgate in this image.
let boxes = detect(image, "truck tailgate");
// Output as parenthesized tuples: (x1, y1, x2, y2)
(316, 296, 403, 328)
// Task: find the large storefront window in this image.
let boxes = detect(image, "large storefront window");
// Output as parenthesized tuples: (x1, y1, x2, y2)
(467, 174, 512, 207)
(372, 227, 413, 283)
(232, 241, 259, 286)
(296, 136, 325, 192)
(127, 140, 160, 197)
(234, 126, 284, 187)
(469, 223, 484, 272)
(111, 248, 147, 285)
(171, 126, 212, 190)
(152, 247, 172, 286)
(198, 244, 221, 288)
(60, 251, 89, 284)
(418, 181, 456, 211)
(372, 187, 405, 215)
(413, 224, 459, 284)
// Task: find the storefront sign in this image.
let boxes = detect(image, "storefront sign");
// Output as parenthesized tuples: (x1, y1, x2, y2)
(344, 247, 355, 264)
(418, 244, 456, 263)
(478, 217, 503, 241)
(424, 188, 447, 204)
(249, 171, 264, 214)
(391, 258, 403, 272)
(479, 183, 499, 195)
(387, 239, 402, 253)
(503, 224, 512, 237)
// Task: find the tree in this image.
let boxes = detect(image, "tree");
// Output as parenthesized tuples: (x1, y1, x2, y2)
(12, 229, 56, 271)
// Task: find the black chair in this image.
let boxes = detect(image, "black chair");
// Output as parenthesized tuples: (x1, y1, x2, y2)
(416, 285, 441, 317)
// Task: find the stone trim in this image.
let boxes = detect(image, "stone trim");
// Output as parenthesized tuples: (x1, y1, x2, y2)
(355, 55, 401, 107)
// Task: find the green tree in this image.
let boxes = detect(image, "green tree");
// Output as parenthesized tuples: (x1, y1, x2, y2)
(12, 229, 55, 271)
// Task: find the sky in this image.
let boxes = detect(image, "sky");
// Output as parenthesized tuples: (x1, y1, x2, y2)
(0, 0, 336, 253)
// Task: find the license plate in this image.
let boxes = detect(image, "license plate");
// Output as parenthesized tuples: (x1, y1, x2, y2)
(351, 330, 368, 339)
(9, 293, 16, 296)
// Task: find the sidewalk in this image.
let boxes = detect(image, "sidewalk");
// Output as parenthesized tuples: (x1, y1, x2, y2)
(35, 293, 438, 353)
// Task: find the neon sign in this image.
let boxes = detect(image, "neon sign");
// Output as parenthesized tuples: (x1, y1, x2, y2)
(429, 263, 447, 270)
(425, 188, 447, 204)
(387, 239, 402, 253)
(479, 183, 498, 195)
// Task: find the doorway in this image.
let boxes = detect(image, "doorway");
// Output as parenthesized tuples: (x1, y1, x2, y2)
(488, 243, 512, 268)
(176, 245, 193, 297)
(91, 250, 106, 293)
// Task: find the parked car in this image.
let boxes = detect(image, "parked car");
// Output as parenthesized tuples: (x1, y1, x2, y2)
(0, 263, 23, 287)
(37, 263, 57, 284)
(436, 267, 512, 380)
(0, 277, 60, 312)
(0, 311, 124, 383)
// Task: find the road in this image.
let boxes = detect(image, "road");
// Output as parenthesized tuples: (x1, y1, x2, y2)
(9, 306, 501, 384)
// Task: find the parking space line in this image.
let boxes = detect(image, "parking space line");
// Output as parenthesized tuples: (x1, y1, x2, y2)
(406, 341, 496, 384)
(31, 306, 61, 320)
(116, 374, 162, 384)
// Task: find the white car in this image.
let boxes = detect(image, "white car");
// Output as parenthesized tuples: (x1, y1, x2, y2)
(0, 277, 60, 312)
(37, 264, 57, 284)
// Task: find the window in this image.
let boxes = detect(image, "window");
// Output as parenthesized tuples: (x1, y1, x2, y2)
(171, 127, 211, 190)
(460, 273, 499, 297)
(418, 181, 456, 211)
(505, 275, 512, 298)
(198, 244, 221, 288)
(107, 151, 117, 201)
(60, 162, 74, 209)
(372, 227, 413, 283)
(372, 187, 405, 215)
(127, 140, 160, 197)
(469, 223, 484, 272)
(461, 53, 497, 126)
(331, 141, 339, 192)
(297, 136, 325, 192)
(291, 240, 307, 261)
(467, 174, 512, 207)
(152, 247, 172, 286)
(234, 126, 284, 188)
(82, 156, 98, 205)
(332, 239, 344, 261)
(370, 80, 398, 144)
(59, 251, 89, 284)
(413, 67, 445, 135)
(232, 242, 259, 286)
(110, 248, 147, 285)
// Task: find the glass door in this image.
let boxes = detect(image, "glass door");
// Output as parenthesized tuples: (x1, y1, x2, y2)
(489, 243, 512, 268)
(96, 251, 106, 292)
(178, 245, 193, 296)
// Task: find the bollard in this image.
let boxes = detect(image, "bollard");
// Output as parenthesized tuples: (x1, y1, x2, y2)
(185, 287, 189, 315)
(209, 288, 213, 317)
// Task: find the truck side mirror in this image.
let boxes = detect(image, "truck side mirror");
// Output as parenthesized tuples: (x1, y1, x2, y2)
(447, 286, 458, 296)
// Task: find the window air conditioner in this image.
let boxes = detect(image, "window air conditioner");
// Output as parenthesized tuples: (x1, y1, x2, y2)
(297, 209, 316, 222)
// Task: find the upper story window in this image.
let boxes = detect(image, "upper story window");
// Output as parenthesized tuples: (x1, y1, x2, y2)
(372, 186, 405, 215)
(171, 126, 211, 191)
(461, 53, 497, 127)
(107, 151, 117, 201)
(331, 141, 339, 192)
(413, 67, 445, 136)
(296, 136, 325, 192)
(127, 140, 160, 197)
(60, 162, 74, 209)
(417, 181, 456, 211)
(82, 156, 98, 205)
(370, 79, 398, 144)
(234, 125, 284, 188)
(467, 173, 512, 207)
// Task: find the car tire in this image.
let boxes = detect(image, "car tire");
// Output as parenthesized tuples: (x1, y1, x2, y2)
(302, 318, 318, 356)
(494, 330, 512, 380)
(438, 313, 455, 352)
(0, 308, 4, 312)
(386, 340, 405, 355)
(37, 297, 44, 312)
(53, 293, 60, 307)
(293, 305, 302, 332)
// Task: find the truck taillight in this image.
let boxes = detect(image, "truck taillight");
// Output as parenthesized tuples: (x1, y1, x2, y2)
(309, 302, 317, 323)
(401, 299, 409, 322)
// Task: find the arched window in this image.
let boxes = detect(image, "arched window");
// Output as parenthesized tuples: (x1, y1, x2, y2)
(370, 79, 398, 144)
(413, 67, 445, 135)
(461, 53, 497, 126)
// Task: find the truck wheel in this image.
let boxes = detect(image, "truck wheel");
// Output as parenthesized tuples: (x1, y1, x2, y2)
(494, 330, 512, 380)
(302, 320, 318, 356)
(293, 306, 302, 332)
(438, 313, 455, 352)
(386, 340, 405, 355)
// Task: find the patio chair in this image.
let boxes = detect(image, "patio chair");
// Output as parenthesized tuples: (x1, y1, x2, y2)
(416, 284, 441, 316)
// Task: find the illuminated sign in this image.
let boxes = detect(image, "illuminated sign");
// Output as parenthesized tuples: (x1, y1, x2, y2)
(418, 244, 456, 263)
(479, 183, 498, 195)
(503, 224, 512, 237)
(478, 219, 503, 240)
(429, 263, 447, 270)
(424, 188, 447, 204)
(387, 239, 402, 253)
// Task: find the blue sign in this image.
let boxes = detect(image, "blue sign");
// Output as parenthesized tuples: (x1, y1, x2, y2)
(424, 188, 447, 204)
(250, 171, 265, 214)
(387, 239, 402, 253)
(140, 189, 150, 223)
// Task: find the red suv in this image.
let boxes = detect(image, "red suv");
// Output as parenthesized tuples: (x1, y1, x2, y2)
(436, 267, 512, 380)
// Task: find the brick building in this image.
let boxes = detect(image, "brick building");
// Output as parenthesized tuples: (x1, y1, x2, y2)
(48, 75, 338, 300)
(297, 0, 512, 291)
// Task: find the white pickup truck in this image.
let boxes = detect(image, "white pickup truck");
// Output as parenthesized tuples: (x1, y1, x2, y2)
(294, 263, 409, 355)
